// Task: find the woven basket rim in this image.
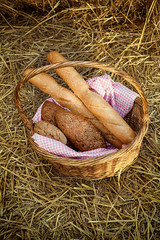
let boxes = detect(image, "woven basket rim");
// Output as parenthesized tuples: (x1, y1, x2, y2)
(14, 60, 150, 166)
(26, 126, 146, 166)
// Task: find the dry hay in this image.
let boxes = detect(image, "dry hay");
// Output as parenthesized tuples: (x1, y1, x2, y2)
(0, 0, 160, 239)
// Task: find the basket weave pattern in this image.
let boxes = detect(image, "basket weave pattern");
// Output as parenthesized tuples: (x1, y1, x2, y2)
(15, 61, 149, 180)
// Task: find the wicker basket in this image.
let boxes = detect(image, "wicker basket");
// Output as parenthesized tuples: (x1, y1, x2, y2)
(15, 61, 150, 180)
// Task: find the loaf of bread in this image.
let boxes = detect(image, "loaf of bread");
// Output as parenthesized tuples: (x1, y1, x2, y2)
(55, 109, 107, 151)
(47, 51, 136, 145)
(24, 68, 123, 148)
(34, 120, 67, 145)
(124, 97, 143, 132)
(41, 100, 62, 125)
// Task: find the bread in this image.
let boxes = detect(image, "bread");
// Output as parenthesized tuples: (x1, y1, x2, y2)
(47, 51, 136, 145)
(124, 97, 143, 132)
(41, 100, 62, 125)
(34, 120, 67, 145)
(24, 68, 94, 117)
(24, 68, 123, 148)
(55, 109, 107, 151)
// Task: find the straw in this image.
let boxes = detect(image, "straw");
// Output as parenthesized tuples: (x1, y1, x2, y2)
(0, 0, 159, 239)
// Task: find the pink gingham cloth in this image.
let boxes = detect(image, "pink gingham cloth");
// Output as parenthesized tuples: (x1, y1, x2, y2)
(32, 74, 139, 159)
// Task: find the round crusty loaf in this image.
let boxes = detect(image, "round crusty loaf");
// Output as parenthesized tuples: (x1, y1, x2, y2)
(34, 120, 67, 145)
(55, 109, 107, 151)
(41, 101, 62, 125)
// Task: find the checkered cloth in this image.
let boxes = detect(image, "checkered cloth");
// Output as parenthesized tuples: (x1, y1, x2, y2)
(32, 74, 139, 159)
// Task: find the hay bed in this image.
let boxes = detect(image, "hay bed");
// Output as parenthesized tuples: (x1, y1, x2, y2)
(0, 0, 160, 239)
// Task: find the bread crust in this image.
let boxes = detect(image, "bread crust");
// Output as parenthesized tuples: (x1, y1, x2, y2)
(55, 109, 107, 151)
(34, 120, 67, 145)
(41, 101, 61, 125)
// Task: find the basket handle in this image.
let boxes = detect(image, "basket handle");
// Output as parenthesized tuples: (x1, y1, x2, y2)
(15, 61, 149, 130)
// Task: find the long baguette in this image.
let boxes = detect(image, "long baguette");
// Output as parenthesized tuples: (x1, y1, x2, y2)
(24, 68, 91, 116)
(24, 68, 123, 148)
(47, 51, 136, 144)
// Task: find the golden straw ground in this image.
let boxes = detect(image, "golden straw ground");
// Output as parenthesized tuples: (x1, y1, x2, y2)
(0, 0, 160, 239)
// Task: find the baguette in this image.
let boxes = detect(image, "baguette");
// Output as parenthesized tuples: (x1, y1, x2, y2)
(24, 68, 88, 115)
(47, 51, 136, 144)
(24, 68, 123, 148)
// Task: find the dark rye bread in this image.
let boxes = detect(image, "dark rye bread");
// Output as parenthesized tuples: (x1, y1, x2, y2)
(124, 97, 143, 132)
(41, 101, 62, 125)
(55, 109, 107, 151)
